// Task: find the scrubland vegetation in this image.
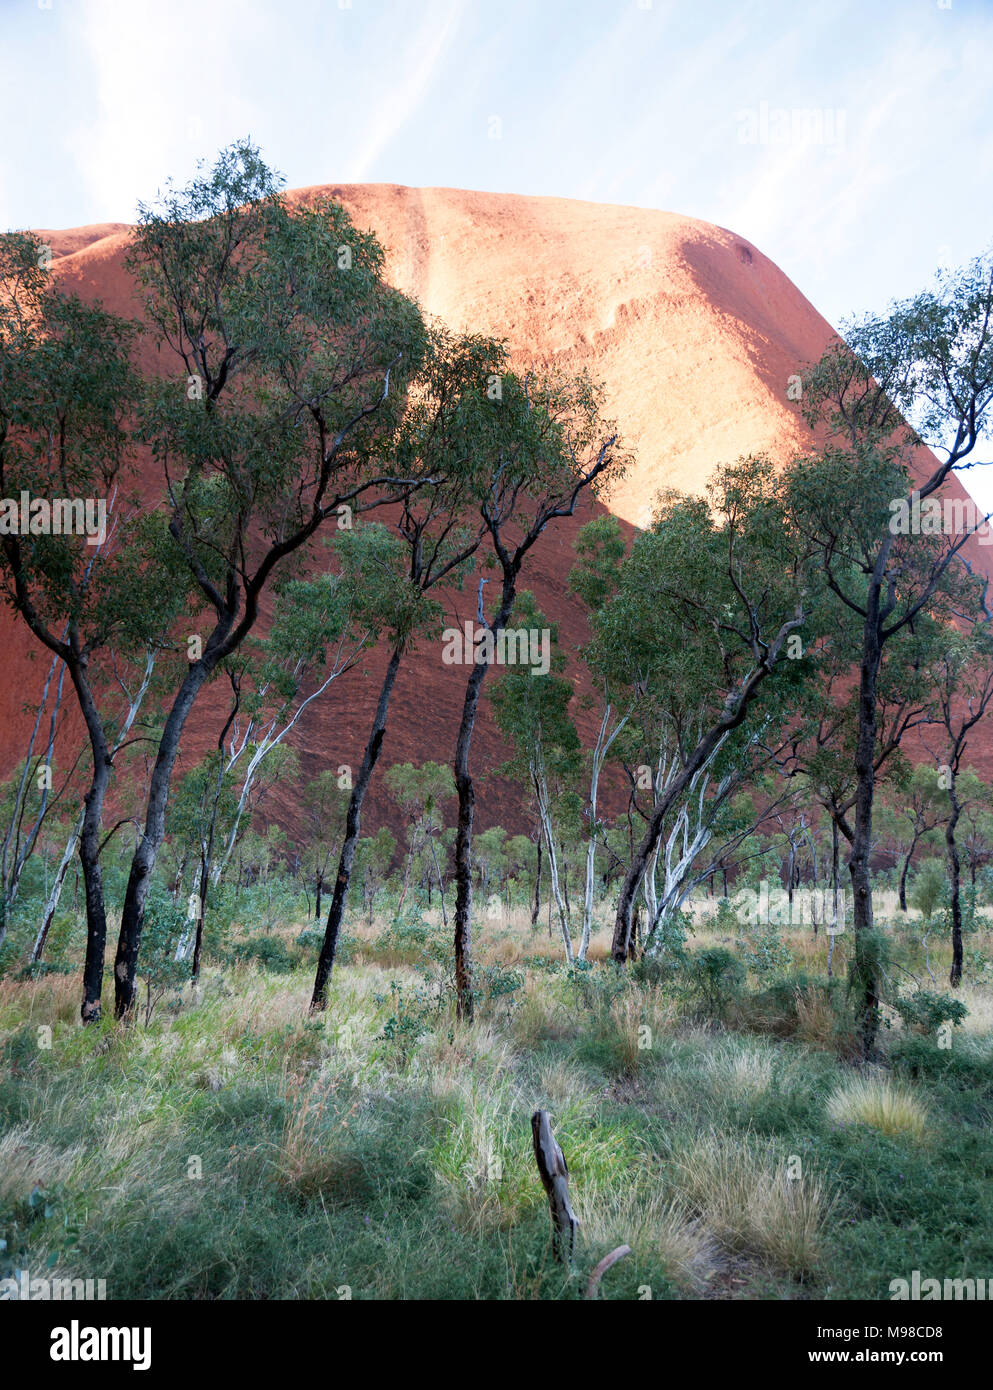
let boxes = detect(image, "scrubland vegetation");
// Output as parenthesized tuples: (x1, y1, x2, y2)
(3, 885, 992, 1300)
(2, 142, 993, 1302)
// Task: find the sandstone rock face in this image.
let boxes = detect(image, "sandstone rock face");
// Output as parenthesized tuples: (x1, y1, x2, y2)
(9, 186, 988, 841)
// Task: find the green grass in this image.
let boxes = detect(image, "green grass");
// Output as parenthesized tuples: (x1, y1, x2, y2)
(2, 907, 993, 1300)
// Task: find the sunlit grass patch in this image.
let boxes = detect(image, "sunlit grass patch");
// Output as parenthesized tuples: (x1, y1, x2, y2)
(826, 1071, 929, 1140)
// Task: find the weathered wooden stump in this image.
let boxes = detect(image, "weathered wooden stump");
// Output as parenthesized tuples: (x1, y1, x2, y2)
(531, 1108, 578, 1266)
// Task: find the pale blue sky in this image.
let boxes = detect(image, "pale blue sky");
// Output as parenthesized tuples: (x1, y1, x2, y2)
(2, 0, 991, 492)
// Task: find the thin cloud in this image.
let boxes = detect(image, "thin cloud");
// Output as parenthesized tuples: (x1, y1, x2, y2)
(347, 0, 466, 182)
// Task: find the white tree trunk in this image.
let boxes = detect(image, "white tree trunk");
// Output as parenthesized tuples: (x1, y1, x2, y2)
(579, 703, 628, 960)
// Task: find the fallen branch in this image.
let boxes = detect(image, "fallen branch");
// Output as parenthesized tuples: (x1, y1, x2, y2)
(585, 1244, 632, 1299)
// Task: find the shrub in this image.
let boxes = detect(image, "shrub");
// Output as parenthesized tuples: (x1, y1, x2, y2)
(234, 936, 295, 975)
(910, 859, 947, 922)
(712, 898, 739, 932)
(14, 960, 74, 982)
(735, 922, 793, 979)
(893, 989, 969, 1039)
(682, 948, 745, 1022)
(374, 981, 433, 1067)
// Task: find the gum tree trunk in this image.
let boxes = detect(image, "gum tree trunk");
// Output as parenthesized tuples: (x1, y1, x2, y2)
(849, 582, 884, 1057)
(946, 774, 964, 987)
(311, 645, 403, 1012)
(115, 657, 216, 1018)
(70, 670, 113, 1024)
(452, 582, 517, 1022)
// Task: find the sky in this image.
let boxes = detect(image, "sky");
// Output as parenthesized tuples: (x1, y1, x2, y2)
(2, 0, 991, 493)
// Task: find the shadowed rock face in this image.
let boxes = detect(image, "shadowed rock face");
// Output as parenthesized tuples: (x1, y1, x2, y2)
(9, 185, 989, 844)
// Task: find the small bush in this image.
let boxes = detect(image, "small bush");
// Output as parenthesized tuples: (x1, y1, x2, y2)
(682, 948, 745, 1022)
(234, 936, 295, 975)
(893, 989, 969, 1039)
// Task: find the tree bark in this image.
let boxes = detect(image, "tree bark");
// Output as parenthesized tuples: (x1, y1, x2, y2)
(71, 670, 113, 1025)
(531, 833, 543, 926)
(898, 830, 919, 914)
(310, 644, 403, 1012)
(849, 591, 884, 1057)
(114, 657, 216, 1018)
(31, 811, 82, 965)
(946, 775, 964, 988)
(531, 1109, 578, 1267)
(452, 582, 517, 1021)
(826, 815, 841, 975)
(533, 762, 573, 964)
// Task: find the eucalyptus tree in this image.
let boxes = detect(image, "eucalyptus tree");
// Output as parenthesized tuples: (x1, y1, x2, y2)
(165, 742, 240, 981)
(300, 770, 350, 920)
(489, 592, 581, 960)
(570, 510, 806, 954)
(474, 826, 509, 911)
(876, 764, 945, 912)
(211, 521, 414, 888)
(351, 826, 397, 926)
(309, 327, 507, 1013)
(31, 649, 158, 966)
(767, 588, 940, 941)
(568, 515, 633, 956)
(112, 141, 428, 1017)
(0, 646, 74, 934)
(956, 771, 993, 888)
(606, 458, 815, 962)
(784, 247, 993, 1050)
(923, 608, 993, 985)
(383, 760, 456, 911)
(0, 230, 183, 1019)
(446, 371, 622, 1019)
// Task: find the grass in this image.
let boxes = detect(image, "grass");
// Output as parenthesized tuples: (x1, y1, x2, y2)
(1, 897, 992, 1299)
(675, 1130, 835, 1278)
(826, 1071, 930, 1140)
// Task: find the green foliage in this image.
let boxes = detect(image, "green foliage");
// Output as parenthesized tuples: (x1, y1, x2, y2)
(713, 898, 740, 932)
(682, 948, 746, 1022)
(910, 858, 947, 923)
(735, 920, 794, 980)
(234, 936, 295, 975)
(138, 895, 190, 1024)
(893, 989, 969, 1038)
(374, 981, 433, 1067)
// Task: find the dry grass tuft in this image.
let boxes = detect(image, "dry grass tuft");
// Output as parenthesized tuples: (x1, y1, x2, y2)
(826, 1071, 929, 1140)
(675, 1131, 834, 1276)
(704, 1040, 775, 1100)
(577, 1184, 720, 1294)
(0, 1126, 82, 1205)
